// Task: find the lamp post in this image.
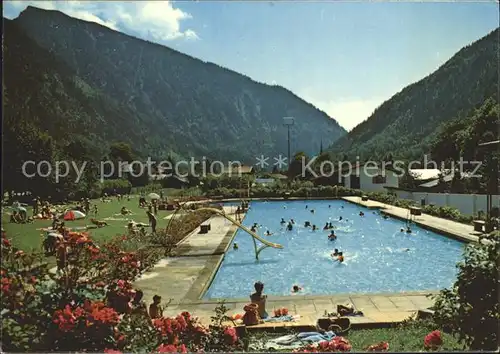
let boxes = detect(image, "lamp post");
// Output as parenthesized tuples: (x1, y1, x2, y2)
(477, 140, 499, 232)
(283, 117, 295, 173)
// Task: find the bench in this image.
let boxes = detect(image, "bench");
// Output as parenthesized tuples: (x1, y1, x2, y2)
(361, 195, 369, 201)
(473, 220, 485, 233)
(410, 207, 422, 216)
(166, 204, 176, 211)
(200, 221, 211, 234)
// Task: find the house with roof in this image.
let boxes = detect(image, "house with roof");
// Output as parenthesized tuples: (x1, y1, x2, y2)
(221, 164, 254, 175)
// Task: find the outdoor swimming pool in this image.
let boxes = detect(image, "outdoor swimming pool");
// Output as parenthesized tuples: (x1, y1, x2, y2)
(204, 200, 465, 299)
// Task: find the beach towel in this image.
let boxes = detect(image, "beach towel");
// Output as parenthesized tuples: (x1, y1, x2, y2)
(265, 331, 336, 351)
(263, 314, 299, 323)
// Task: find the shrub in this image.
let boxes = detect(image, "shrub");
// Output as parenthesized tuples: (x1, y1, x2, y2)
(432, 232, 499, 350)
(101, 179, 132, 196)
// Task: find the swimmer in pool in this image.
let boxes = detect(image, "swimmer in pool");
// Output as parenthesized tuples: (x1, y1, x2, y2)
(329, 205, 331, 208)
(328, 231, 337, 240)
(359, 211, 365, 216)
(287, 222, 293, 231)
(335, 252, 344, 263)
(339, 216, 343, 221)
(400, 228, 405, 232)
(312, 225, 317, 231)
(406, 227, 412, 234)
(383, 215, 389, 220)
(328, 222, 334, 229)
(251, 226, 257, 232)
(304, 221, 311, 227)
(290, 219, 295, 224)
(331, 248, 339, 257)
(266, 230, 273, 236)
(323, 222, 329, 230)
(233, 243, 238, 250)
(305, 205, 308, 209)
(341, 206, 344, 209)
(310, 209, 315, 214)
(280, 218, 286, 224)
(291, 285, 302, 293)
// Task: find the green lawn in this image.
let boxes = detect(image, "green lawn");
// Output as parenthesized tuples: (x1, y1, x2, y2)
(247, 319, 464, 352)
(2, 195, 174, 252)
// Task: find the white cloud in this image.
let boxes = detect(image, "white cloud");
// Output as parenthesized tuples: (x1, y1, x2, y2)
(3, 1, 198, 41)
(299, 90, 386, 131)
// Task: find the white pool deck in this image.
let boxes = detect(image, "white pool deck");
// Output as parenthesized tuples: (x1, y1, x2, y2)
(133, 199, 480, 328)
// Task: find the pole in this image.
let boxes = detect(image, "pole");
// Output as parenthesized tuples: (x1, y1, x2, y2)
(287, 125, 291, 169)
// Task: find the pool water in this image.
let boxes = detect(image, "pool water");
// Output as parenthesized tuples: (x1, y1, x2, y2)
(204, 200, 464, 299)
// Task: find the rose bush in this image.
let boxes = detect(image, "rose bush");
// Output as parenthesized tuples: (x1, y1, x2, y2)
(0, 231, 242, 353)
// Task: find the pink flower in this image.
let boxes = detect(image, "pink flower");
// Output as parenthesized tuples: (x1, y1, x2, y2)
(223, 326, 238, 345)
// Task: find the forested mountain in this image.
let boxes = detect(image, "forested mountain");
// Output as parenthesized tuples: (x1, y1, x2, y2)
(328, 28, 499, 161)
(7, 6, 345, 165)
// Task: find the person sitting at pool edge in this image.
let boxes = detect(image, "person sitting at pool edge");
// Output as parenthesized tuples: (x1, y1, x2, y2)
(292, 285, 302, 293)
(323, 222, 329, 230)
(328, 231, 337, 240)
(331, 248, 339, 257)
(233, 243, 239, 250)
(250, 281, 268, 319)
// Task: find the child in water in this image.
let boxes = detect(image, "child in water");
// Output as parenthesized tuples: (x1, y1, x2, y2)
(336, 252, 344, 263)
(323, 222, 329, 230)
(287, 222, 293, 231)
(291, 285, 302, 293)
(312, 225, 317, 231)
(328, 222, 334, 229)
(328, 230, 337, 240)
(266, 230, 273, 236)
(280, 218, 286, 224)
(233, 243, 239, 250)
(331, 248, 339, 257)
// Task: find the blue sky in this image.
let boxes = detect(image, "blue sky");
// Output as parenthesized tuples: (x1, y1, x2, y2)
(3, 1, 499, 131)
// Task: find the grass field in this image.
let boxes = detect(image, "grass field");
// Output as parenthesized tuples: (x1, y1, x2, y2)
(247, 319, 464, 352)
(2, 195, 174, 252)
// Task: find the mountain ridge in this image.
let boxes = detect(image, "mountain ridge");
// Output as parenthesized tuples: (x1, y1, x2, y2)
(328, 27, 499, 161)
(13, 6, 345, 143)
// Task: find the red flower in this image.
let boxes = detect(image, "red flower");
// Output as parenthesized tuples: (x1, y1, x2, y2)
(181, 311, 191, 320)
(223, 326, 238, 345)
(366, 341, 389, 352)
(424, 330, 443, 349)
(157, 344, 185, 353)
(2, 238, 11, 247)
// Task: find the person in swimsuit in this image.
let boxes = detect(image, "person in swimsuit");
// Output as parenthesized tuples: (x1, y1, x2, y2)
(250, 281, 268, 319)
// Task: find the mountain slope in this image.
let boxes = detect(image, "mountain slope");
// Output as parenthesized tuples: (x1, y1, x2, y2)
(3, 18, 156, 191)
(328, 28, 499, 161)
(11, 6, 346, 163)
